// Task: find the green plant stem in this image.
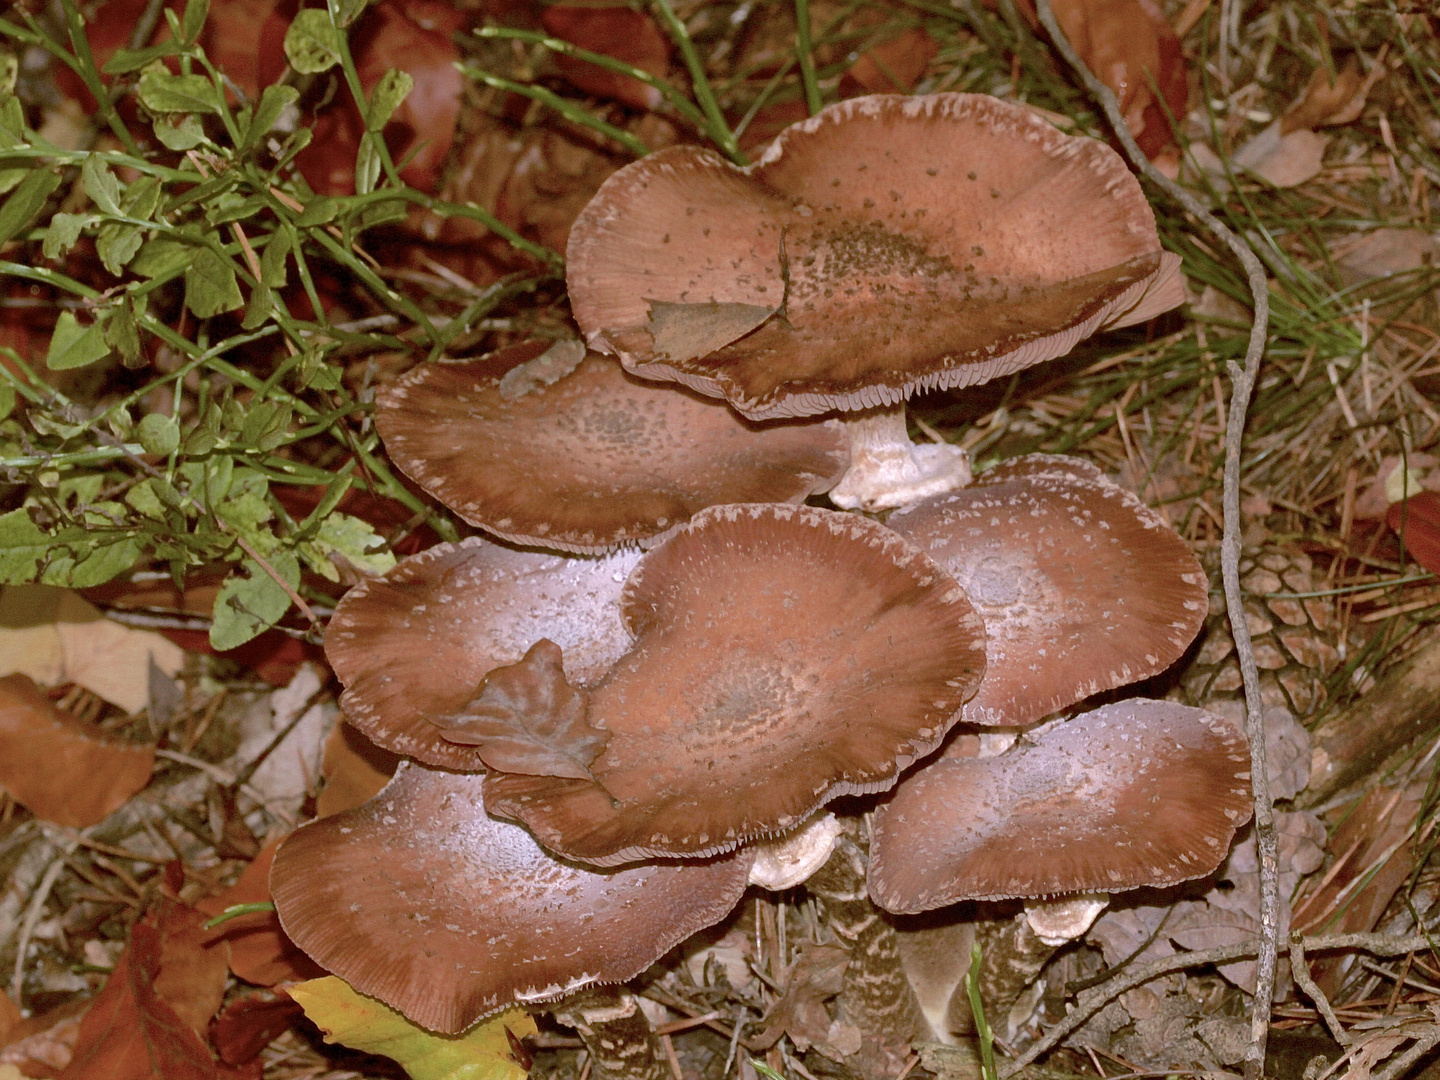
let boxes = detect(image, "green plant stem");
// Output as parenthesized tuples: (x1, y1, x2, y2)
(55, 0, 142, 155)
(793, 0, 823, 116)
(460, 67, 650, 159)
(326, 0, 402, 191)
(474, 26, 709, 130)
(650, 0, 746, 165)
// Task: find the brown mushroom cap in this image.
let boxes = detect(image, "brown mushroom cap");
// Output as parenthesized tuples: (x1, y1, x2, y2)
(271, 762, 753, 1033)
(886, 454, 1208, 727)
(376, 341, 849, 552)
(485, 503, 987, 866)
(568, 94, 1183, 420)
(325, 538, 639, 770)
(867, 700, 1253, 912)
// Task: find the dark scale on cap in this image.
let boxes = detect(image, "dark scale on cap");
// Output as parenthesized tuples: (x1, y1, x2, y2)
(867, 700, 1253, 911)
(484, 503, 987, 866)
(568, 94, 1185, 421)
(887, 454, 1209, 727)
(271, 764, 753, 1032)
(376, 341, 848, 553)
(325, 538, 639, 770)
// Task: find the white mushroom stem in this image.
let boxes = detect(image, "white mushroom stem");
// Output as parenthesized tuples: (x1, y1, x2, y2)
(828, 405, 972, 512)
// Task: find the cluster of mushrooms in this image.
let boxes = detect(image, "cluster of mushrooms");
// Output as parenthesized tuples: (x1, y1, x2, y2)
(271, 94, 1255, 1069)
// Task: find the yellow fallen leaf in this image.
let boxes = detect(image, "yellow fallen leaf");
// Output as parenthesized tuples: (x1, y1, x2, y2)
(0, 585, 184, 713)
(289, 976, 535, 1080)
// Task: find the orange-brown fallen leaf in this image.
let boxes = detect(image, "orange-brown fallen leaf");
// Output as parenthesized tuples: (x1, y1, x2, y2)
(0, 674, 154, 829)
(0, 991, 18, 1044)
(839, 21, 938, 97)
(1282, 57, 1374, 134)
(316, 721, 399, 818)
(197, 842, 325, 987)
(54, 922, 216, 1080)
(1008, 0, 1187, 160)
(541, 4, 671, 110)
(150, 900, 231, 1040)
(0, 997, 88, 1077)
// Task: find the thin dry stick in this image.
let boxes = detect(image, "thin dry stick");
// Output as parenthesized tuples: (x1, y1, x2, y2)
(1032, 4, 1275, 1075)
(1000, 932, 1440, 1077)
(1289, 933, 1349, 1046)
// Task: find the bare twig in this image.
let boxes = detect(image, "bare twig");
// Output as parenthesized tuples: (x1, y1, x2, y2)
(1032, 4, 1275, 1075)
(1000, 932, 1440, 1077)
(1290, 933, 1349, 1046)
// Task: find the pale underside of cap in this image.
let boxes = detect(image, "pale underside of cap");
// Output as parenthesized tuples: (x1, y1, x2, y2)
(484, 503, 986, 866)
(886, 453, 1208, 727)
(271, 763, 752, 1033)
(867, 700, 1253, 912)
(325, 537, 638, 770)
(376, 341, 848, 552)
(568, 94, 1184, 420)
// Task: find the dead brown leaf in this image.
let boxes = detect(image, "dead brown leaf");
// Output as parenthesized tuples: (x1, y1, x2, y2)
(150, 900, 231, 1039)
(1008, 0, 1187, 159)
(197, 841, 325, 987)
(1281, 58, 1373, 135)
(750, 943, 850, 1052)
(0, 998, 89, 1077)
(0, 674, 154, 829)
(0, 992, 18, 1045)
(315, 721, 399, 818)
(208, 990, 300, 1068)
(55, 922, 216, 1080)
(541, 4, 670, 110)
(839, 18, 939, 97)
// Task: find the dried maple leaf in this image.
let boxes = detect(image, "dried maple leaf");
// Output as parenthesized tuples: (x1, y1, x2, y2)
(541, 4, 670, 110)
(55, 922, 216, 1080)
(197, 841, 325, 987)
(0, 673, 155, 829)
(429, 638, 608, 781)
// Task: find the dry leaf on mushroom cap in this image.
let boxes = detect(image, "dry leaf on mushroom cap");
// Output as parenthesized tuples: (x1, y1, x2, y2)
(867, 700, 1253, 912)
(324, 536, 639, 771)
(484, 502, 986, 866)
(886, 454, 1209, 727)
(270, 763, 754, 1034)
(568, 94, 1182, 420)
(375, 340, 848, 553)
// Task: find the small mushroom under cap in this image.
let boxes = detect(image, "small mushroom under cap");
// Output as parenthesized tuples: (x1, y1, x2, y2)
(568, 93, 1183, 421)
(325, 537, 638, 770)
(886, 454, 1208, 727)
(271, 763, 753, 1033)
(376, 341, 849, 553)
(485, 503, 987, 866)
(867, 700, 1253, 912)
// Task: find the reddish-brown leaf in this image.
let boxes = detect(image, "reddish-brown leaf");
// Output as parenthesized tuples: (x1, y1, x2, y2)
(541, 4, 670, 110)
(295, 0, 463, 194)
(1387, 492, 1440, 576)
(316, 721, 399, 819)
(839, 25, 939, 97)
(1007, 0, 1187, 160)
(200, 0, 292, 100)
(0, 989, 19, 1043)
(150, 900, 230, 1038)
(0, 997, 89, 1077)
(0, 674, 154, 829)
(197, 842, 325, 987)
(55, 922, 216, 1080)
(208, 990, 301, 1067)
